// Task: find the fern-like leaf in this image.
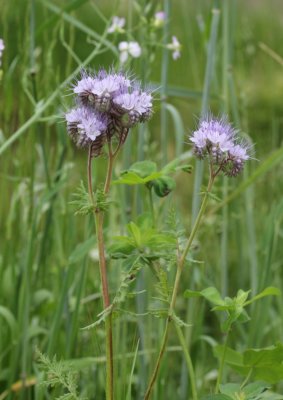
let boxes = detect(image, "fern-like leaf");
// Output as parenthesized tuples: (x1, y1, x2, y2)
(36, 350, 86, 400)
(70, 181, 93, 216)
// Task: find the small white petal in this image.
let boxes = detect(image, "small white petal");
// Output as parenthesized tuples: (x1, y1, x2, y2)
(118, 41, 129, 51)
(128, 42, 142, 58)
(119, 50, 128, 64)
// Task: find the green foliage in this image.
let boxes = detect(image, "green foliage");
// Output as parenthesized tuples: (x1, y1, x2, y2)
(202, 395, 233, 400)
(70, 181, 93, 216)
(95, 186, 110, 212)
(214, 343, 283, 384)
(203, 381, 283, 400)
(184, 286, 280, 332)
(113, 161, 162, 185)
(36, 350, 86, 400)
(70, 181, 110, 215)
(113, 159, 192, 197)
(219, 382, 269, 399)
(108, 214, 176, 261)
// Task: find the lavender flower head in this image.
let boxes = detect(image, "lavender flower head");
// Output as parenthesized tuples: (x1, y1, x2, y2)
(65, 69, 153, 156)
(113, 89, 153, 127)
(66, 107, 108, 149)
(190, 116, 251, 176)
(73, 71, 131, 112)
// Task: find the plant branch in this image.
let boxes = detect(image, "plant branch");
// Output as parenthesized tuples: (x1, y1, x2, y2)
(144, 173, 215, 400)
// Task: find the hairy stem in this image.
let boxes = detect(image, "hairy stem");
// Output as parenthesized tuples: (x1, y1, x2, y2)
(144, 173, 214, 400)
(88, 146, 114, 400)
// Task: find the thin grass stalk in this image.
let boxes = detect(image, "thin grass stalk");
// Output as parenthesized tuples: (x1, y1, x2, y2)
(66, 255, 88, 357)
(175, 324, 198, 400)
(160, 0, 171, 164)
(181, 7, 221, 397)
(215, 330, 230, 393)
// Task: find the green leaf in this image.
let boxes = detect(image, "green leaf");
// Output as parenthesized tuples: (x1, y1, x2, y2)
(108, 236, 136, 259)
(243, 381, 270, 397)
(219, 382, 269, 399)
(184, 289, 203, 298)
(184, 287, 225, 306)
(144, 233, 176, 249)
(235, 289, 251, 305)
(244, 287, 281, 306)
(127, 222, 142, 247)
(113, 171, 162, 185)
(243, 344, 283, 367)
(201, 395, 233, 400)
(215, 343, 283, 384)
(201, 287, 225, 306)
(127, 160, 157, 178)
(213, 345, 246, 369)
(113, 171, 146, 185)
(219, 383, 241, 397)
(136, 213, 153, 229)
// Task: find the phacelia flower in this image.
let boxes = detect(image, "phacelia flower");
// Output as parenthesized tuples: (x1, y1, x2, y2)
(153, 11, 166, 28)
(167, 36, 181, 60)
(113, 89, 153, 127)
(222, 143, 250, 177)
(190, 116, 251, 177)
(118, 41, 142, 64)
(74, 71, 131, 111)
(66, 69, 153, 155)
(0, 39, 5, 66)
(65, 107, 108, 149)
(107, 16, 126, 34)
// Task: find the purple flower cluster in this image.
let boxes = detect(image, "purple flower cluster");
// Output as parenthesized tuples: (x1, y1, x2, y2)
(65, 69, 153, 156)
(190, 116, 250, 177)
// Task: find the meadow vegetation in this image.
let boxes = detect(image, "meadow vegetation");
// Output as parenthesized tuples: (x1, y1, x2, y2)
(0, 1, 283, 399)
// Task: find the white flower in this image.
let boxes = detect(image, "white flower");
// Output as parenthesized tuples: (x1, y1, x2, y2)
(107, 16, 126, 34)
(118, 41, 142, 64)
(153, 11, 166, 28)
(167, 36, 181, 60)
(0, 39, 4, 52)
(0, 38, 4, 66)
